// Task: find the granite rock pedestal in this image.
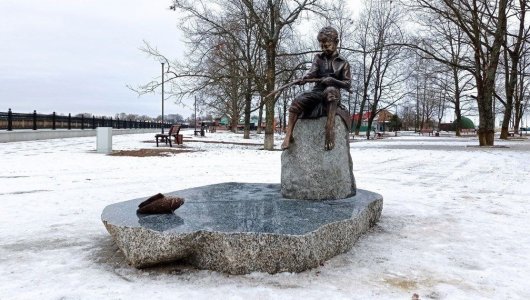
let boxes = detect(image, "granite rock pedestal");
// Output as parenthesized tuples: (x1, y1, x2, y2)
(102, 182, 383, 274)
(281, 116, 356, 200)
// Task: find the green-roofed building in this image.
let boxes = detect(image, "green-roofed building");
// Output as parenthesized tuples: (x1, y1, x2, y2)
(457, 116, 475, 129)
(439, 116, 476, 132)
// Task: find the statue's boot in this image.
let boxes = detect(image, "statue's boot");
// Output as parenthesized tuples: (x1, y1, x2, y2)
(137, 193, 185, 214)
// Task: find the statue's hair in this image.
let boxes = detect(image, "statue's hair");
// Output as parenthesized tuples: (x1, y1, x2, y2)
(317, 26, 339, 43)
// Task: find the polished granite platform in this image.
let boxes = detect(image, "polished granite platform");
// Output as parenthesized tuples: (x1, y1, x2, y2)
(102, 182, 383, 274)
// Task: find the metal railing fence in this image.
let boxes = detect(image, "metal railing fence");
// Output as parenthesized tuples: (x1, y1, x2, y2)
(0, 109, 171, 131)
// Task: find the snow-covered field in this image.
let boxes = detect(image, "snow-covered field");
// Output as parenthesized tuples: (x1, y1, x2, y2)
(1, 129, 529, 299)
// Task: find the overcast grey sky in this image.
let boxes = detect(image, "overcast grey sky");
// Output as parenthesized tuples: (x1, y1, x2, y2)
(0, 0, 188, 117)
(1, 1, 367, 119)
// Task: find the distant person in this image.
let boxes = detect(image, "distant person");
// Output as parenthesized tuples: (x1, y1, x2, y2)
(200, 122, 206, 136)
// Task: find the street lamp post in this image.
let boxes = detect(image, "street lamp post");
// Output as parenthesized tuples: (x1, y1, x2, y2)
(161, 62, 165, 134)
(194, 95, 197, 135)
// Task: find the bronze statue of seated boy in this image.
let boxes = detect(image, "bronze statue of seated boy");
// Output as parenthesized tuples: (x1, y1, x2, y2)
(281, 26, 352, 151)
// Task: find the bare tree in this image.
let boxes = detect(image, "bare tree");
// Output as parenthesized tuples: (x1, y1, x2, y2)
(370, 6, 412, 138)
(514, 45, 530, 133)
(428, 62, 475, 133)
(130, 0, 266, 138)
(423, 20, 475, 136)
(197, 47, 246, 132)
(241, 0, 326, 150)
(399, 101, 417, 130)
(411, 0, 510, 146)
(132, 0, 325, 149)
(351, 0, 379, 136)
(349, 0, 409, 138)
(496, 0, 529, 139)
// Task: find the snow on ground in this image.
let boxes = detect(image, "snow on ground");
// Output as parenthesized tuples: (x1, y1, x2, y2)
(1, 128, 529, 299)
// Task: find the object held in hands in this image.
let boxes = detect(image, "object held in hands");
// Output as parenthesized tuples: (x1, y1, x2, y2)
(137, 193, 185, 214)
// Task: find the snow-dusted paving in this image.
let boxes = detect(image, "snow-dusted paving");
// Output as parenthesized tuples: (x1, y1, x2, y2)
(1, 129, 529, 299)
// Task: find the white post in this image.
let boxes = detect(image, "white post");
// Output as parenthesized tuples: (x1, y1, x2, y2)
(96, 127, 112, 154)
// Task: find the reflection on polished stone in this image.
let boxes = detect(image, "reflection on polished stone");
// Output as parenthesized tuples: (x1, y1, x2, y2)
(137, 213, 184, 231)
(102, 182, 383, 274)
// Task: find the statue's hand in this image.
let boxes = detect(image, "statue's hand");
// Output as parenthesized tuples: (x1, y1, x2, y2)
(321, 77, 335, 86)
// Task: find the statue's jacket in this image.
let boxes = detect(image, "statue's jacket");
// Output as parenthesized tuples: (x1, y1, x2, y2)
(304, 52, 352, 92)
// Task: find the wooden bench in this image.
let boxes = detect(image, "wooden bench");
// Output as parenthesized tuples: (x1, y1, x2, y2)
(419, 128, 434, 136)
(155, 125, 182, 147)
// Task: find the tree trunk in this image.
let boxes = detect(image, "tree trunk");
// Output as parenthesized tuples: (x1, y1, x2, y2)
(514, 74, 524, 134)
(415, 84, 420, 132)
(277, 106, 282, 131)
(476, 83, 496, 146)
(243, 90, 252, 139)
(366, 116, 375, 139)
(479, 0, 508, 146)
(499, 107, 512, 139)
(454, 106, 462, 136)
(366, 101, 378, 139)
(514, 98, 522, 134)
(501, 19, 525, 138)
(500, 50, 516, 139)
(514, 44, 527, 134)
(257, 101, 263, 134)
(263, 42, 276, 150)
(264, 101, 275, 149)
(354, 93, 368, 135)
(230, 115, 238, 133)
(452, 68, 462, 136)
(479, 86, 501, 147)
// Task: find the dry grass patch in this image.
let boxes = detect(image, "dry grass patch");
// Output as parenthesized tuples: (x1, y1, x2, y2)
(109, 148, 196, 157)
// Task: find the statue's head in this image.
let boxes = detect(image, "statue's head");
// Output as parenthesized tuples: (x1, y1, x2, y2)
(317, 26, 339, 56)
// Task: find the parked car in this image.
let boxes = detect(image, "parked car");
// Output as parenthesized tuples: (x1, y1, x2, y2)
(520, 127, 529, 132)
